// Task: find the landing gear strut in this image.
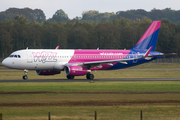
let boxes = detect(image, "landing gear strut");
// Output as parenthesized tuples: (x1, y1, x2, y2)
(22, 69, 28, 80)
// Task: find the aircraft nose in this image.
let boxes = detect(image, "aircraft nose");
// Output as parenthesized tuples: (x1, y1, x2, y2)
(2, 58, 8, 67)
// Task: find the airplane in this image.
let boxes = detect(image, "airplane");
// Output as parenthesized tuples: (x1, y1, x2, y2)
(2, 21, 175, 80)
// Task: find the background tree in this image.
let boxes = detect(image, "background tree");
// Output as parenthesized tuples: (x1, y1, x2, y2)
(0, 8, 46, 22)
(0, 13, 180, 58)
(48, 9, 69, 22)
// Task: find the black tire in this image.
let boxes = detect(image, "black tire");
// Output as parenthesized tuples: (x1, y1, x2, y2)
(67, 75, 74, 79)
(22, 75, 28, 80)
(86, 74, 90, 79)
(86, 74, 94, 80)
(89, 74, 94, 80)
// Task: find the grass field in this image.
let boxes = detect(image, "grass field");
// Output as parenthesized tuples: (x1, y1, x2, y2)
(0, 81, 180, 120)
(0, 63, 180, 120)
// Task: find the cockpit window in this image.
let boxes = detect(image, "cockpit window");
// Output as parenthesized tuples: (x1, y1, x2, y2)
(9, 55, 14, 57)
(9, 54, 21, 58)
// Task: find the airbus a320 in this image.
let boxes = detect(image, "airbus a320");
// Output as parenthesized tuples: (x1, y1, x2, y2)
(2, 21, 175, 80)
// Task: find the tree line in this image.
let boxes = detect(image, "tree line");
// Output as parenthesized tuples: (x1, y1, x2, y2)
(0, 16, 180, 58)
(1, 8, 180, 24)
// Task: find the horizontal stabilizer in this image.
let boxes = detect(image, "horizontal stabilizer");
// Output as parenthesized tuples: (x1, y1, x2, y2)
(148, 53, 177, 57)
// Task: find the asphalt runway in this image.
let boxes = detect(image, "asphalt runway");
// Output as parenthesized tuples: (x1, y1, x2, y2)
(0, 78, 180, 82)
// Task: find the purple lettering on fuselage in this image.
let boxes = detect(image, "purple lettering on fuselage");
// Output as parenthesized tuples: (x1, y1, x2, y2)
(32, 51, 57, 63)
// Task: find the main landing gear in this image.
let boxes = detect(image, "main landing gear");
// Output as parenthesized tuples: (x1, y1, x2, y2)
(86, 73, 94, 80)
(86, 68, 94, 80)
(67, 75, 75, 79)
(66, 74, 94, 80)
(22, 69, 28, 80)
(66, 73, 94, 80)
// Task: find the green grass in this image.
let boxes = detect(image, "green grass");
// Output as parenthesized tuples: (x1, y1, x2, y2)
(0, 81, 180, 119)
(1, 106, 180, 120)
(0, 81, 180, 92)
(0, 69, 180, 80)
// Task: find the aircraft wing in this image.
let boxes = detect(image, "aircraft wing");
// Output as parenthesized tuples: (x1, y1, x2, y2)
(83, 58, 134, 66)
(66, 57, 137, 69)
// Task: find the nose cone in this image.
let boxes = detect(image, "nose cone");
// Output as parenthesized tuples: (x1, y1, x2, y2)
(2, 58, 9, 68)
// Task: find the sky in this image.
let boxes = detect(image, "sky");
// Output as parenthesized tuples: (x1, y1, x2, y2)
(0, 0, 180, 19)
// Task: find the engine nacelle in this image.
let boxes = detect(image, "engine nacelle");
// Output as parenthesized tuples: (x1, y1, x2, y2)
(36, 70, 61, 75)
(65, 66, 88, 76)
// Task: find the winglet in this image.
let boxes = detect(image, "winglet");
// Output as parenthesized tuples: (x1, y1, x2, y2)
(55, 46, 59, 49)
(144, 46, 153, 57)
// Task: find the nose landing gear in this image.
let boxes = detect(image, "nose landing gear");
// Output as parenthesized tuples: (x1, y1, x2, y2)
(23, 69, 28, 80)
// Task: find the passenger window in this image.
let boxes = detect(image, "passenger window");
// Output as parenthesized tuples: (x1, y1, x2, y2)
(14, 55, 17, 58)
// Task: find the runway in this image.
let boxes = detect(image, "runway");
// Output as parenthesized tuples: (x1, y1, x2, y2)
(0, 78, 180, 82)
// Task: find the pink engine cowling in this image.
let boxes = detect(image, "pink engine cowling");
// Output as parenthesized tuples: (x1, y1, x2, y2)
(36, 70, 61, 75)
(64, 66, 88, 76)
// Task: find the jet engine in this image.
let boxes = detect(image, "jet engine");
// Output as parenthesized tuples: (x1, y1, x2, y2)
(36, 70, 61, 75)
(64, 66, 88, 76)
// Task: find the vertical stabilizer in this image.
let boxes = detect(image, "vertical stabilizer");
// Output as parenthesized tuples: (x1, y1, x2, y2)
(132, 21, 161, 51)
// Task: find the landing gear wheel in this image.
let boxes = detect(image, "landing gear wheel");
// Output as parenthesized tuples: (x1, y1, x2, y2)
(23, 75, 28, 80)
(67, 75, 75, 79)
(86, 74, 94, 80)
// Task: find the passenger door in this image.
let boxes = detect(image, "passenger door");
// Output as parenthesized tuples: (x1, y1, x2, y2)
(27, 51, 33, 63)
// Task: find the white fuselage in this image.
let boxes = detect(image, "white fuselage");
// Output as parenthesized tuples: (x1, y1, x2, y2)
(2, 49, 74, 70)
